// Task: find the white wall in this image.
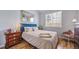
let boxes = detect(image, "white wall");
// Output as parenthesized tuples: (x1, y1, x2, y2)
(62, 10, 76, 32)
(0, 10, 21, 48)
(0, 10, 21, 31)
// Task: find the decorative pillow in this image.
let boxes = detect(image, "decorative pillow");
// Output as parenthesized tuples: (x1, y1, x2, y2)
(24, 27, 38, 32)
(24, 27, 33, 32)
(24, 27, 28, 32)
(32, 27, 38, 31)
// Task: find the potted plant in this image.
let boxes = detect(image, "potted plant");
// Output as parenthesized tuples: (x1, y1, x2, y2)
(38, 25, 43, 30)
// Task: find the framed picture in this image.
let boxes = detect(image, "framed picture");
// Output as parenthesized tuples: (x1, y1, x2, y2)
(21, 10, 34, 23)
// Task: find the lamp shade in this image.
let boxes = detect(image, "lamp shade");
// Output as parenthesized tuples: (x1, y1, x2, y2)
(72, 18, 77, 23)
(16, 23, 20, 31)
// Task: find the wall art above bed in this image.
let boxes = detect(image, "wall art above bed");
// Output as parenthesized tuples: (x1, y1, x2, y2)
(21, 10, 35, 24)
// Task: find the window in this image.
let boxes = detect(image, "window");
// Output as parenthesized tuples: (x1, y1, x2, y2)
(45, 11, 62, 27)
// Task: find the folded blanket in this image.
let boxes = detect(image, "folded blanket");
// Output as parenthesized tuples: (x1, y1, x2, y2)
(40, 33, 50, 35)
(39, 33, 52, 38)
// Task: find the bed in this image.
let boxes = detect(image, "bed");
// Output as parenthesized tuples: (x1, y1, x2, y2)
(22, 30, 58, 49)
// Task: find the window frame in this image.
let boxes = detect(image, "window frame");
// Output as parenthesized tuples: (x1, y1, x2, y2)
(45, 11, 62, 28)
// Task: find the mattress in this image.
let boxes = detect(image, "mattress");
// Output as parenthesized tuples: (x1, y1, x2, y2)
(22, 30, 58, 49)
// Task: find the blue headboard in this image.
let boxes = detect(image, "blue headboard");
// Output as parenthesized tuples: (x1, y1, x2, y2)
(20, 23, 37, 32)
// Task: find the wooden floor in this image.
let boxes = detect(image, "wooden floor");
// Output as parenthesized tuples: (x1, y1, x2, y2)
(9, 39, 79, 49)
(57, 38, 79, 49)
(57, 39, 74, 49)
(10, 40, 33, 49)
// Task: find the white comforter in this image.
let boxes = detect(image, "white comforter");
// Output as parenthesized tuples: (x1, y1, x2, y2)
(22, 30, 58, 49)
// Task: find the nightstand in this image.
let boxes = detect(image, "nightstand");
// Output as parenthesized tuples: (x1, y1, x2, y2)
(5, 31, 22, 48)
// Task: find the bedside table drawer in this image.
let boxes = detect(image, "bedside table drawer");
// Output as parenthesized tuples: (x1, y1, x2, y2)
(5, 32, 21, 48)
